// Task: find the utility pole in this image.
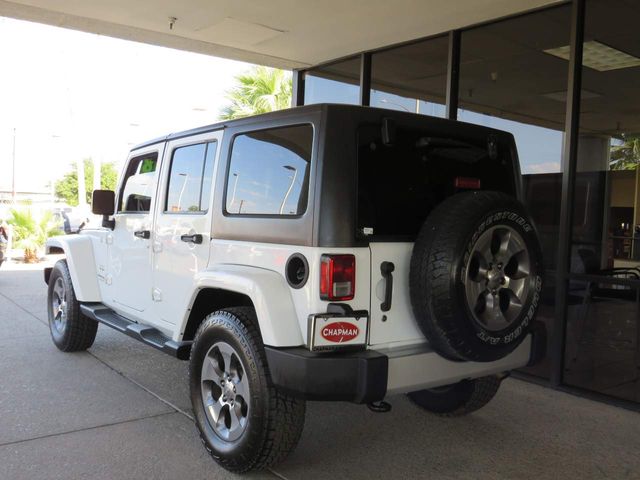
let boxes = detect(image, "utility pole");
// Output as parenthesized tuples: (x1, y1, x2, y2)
(77, 159, 87, 207)
(11, 128, 16, 203)
(93, 156, 101, 193)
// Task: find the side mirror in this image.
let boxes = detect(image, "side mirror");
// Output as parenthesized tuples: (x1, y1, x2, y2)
(92, 190, 116, 229)
(92, 190, 115, 215)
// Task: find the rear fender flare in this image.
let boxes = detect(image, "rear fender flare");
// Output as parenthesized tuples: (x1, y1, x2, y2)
(186, 265, 304, 347)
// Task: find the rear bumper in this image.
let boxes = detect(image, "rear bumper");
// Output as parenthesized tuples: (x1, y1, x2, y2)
(265, 326, 546, 403)
(264, 347, 388, 404)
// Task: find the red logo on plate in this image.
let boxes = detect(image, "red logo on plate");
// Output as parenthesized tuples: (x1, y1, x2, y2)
(321, 322, 359, 343)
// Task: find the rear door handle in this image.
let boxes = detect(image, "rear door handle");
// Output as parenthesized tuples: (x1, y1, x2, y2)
(380, 261, 395, 312)
(180, 234, 203, 244)
(134, 230, 150, 239)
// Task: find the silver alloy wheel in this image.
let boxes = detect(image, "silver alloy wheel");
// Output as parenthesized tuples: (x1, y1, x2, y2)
(51, 277, 68, 333)
(200, 341, 250, 442)
(464, 225, 531, 331)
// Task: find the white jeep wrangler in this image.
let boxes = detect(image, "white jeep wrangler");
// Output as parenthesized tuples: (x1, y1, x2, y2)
(45, 104, 545, 473)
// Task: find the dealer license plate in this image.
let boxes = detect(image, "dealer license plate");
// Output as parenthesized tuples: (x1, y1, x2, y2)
(307, 314, 368, 351)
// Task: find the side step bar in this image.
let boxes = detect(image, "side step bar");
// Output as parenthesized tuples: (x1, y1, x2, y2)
(80, 303, 192, 360)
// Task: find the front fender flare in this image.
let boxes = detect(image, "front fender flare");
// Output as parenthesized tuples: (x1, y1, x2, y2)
(45, 236, 101, 302)
(190, 265, 304, 347)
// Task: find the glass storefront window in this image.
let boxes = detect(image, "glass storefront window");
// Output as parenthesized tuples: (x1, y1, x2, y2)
(370, 36, 448, 117)
(563, 0, 640, 403)
(304, 56, 360, 105)
(458, 5, 572, 378)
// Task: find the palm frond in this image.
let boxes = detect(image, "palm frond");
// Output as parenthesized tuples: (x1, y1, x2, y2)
(220, 66, 292, 120)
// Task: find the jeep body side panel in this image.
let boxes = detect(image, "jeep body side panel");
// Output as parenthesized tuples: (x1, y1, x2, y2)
(186, 264, 305, 346)
(205, 240, 371, 347)
(45, 235, 101, 302)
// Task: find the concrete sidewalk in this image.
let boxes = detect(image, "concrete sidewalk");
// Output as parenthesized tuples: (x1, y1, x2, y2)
(1, 263, 639, 480)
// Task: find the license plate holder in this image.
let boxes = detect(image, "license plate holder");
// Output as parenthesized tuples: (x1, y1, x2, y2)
(307, 313, 369, 351)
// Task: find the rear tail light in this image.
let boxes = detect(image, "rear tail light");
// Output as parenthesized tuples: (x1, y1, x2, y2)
(320, 254, 355, 301)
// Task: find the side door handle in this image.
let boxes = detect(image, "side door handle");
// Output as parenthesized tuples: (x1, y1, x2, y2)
(380, 261, 395, 312)
(180, 234, 203, 244)
(134, 230, 150, 239)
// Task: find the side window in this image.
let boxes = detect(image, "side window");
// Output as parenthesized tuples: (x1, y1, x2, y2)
(165, 141, 217, 213)
(226, 125, 313, 216)
(118, 153, 158, 213)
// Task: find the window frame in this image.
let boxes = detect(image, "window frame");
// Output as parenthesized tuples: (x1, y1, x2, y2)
(222, 123, 315, 219)
(117, 151, 159, 215)
(163, 140, 218, 215)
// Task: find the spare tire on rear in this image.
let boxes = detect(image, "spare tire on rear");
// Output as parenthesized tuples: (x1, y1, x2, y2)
(410, 191, 543, 362)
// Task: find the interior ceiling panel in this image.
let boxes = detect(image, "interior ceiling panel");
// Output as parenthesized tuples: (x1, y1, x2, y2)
(0, 0, 560, 69)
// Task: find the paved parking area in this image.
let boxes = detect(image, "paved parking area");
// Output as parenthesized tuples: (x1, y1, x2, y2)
(1, 261, 640, 479)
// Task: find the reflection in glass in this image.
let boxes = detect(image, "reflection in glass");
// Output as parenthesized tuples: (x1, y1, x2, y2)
(563, 0, 640, 402)
(200, 142, 217, 211)
(226, 125, 313, 216)
(166, 143, 207, 212)
(304, 57, 360, 105)
(370, 35, 448, 117)
(457, 5, 572, 379)
(119, 153, 158, 213)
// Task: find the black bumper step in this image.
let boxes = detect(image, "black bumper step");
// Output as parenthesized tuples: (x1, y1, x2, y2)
(80, 303, 192, 360)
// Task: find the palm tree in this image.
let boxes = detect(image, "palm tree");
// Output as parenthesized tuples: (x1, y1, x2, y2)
(220, 66, 292, 120)
(610, 135, 640, 171)
(8, 208, 61, 263)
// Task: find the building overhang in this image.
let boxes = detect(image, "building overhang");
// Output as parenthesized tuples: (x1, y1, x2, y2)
(0, 0, 561, 69)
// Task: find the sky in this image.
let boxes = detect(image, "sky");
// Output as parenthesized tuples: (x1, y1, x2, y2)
(0, 16, 250, 193)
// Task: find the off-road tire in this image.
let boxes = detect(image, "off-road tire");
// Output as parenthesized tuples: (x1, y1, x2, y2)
(410, 191, 543, 362)
(47, 259, 98, 351)
(407, 375, 501, 417)
(189, 307, 306, 473)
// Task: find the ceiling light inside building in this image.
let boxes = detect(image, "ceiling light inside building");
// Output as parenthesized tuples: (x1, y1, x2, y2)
(544, 40, 640, 71)
(542, 89, 602, 102)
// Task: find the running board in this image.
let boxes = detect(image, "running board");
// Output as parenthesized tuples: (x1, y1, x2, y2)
(80, 303, 192, 360)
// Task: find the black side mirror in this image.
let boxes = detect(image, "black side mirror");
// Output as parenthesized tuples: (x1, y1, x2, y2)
(92, 190, 116, 229)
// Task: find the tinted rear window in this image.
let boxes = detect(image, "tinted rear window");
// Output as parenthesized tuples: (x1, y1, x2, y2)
(357, 124, 515, 239)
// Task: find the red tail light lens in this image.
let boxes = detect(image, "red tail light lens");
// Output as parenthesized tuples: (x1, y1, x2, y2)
(454, 176, 481, 189)
(320, 254, 355, 301)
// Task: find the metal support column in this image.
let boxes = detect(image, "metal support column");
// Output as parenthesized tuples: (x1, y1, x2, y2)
(551, 0, 586, 387)
(291, 69, 305, 107)
(359, 52, 372, 106)
(445, 30, 461, 120)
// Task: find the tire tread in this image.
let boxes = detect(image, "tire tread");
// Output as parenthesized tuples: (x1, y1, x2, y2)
(191, 307, 305, 473)
(48, 259, 98, 352)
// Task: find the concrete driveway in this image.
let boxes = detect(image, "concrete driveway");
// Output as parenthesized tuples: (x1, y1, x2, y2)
(1, 261, 639, 480)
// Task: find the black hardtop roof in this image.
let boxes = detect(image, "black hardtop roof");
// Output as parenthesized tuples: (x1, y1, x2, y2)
(131, 103, 513, 151)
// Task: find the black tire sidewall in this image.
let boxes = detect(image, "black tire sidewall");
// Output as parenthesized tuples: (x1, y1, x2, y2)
(453, 203, 543, 359)
(412, 191, 543, 362)
(189, 311, 269, 467)
(408, 381, 474, 413)
(47, 260, 79, 347)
